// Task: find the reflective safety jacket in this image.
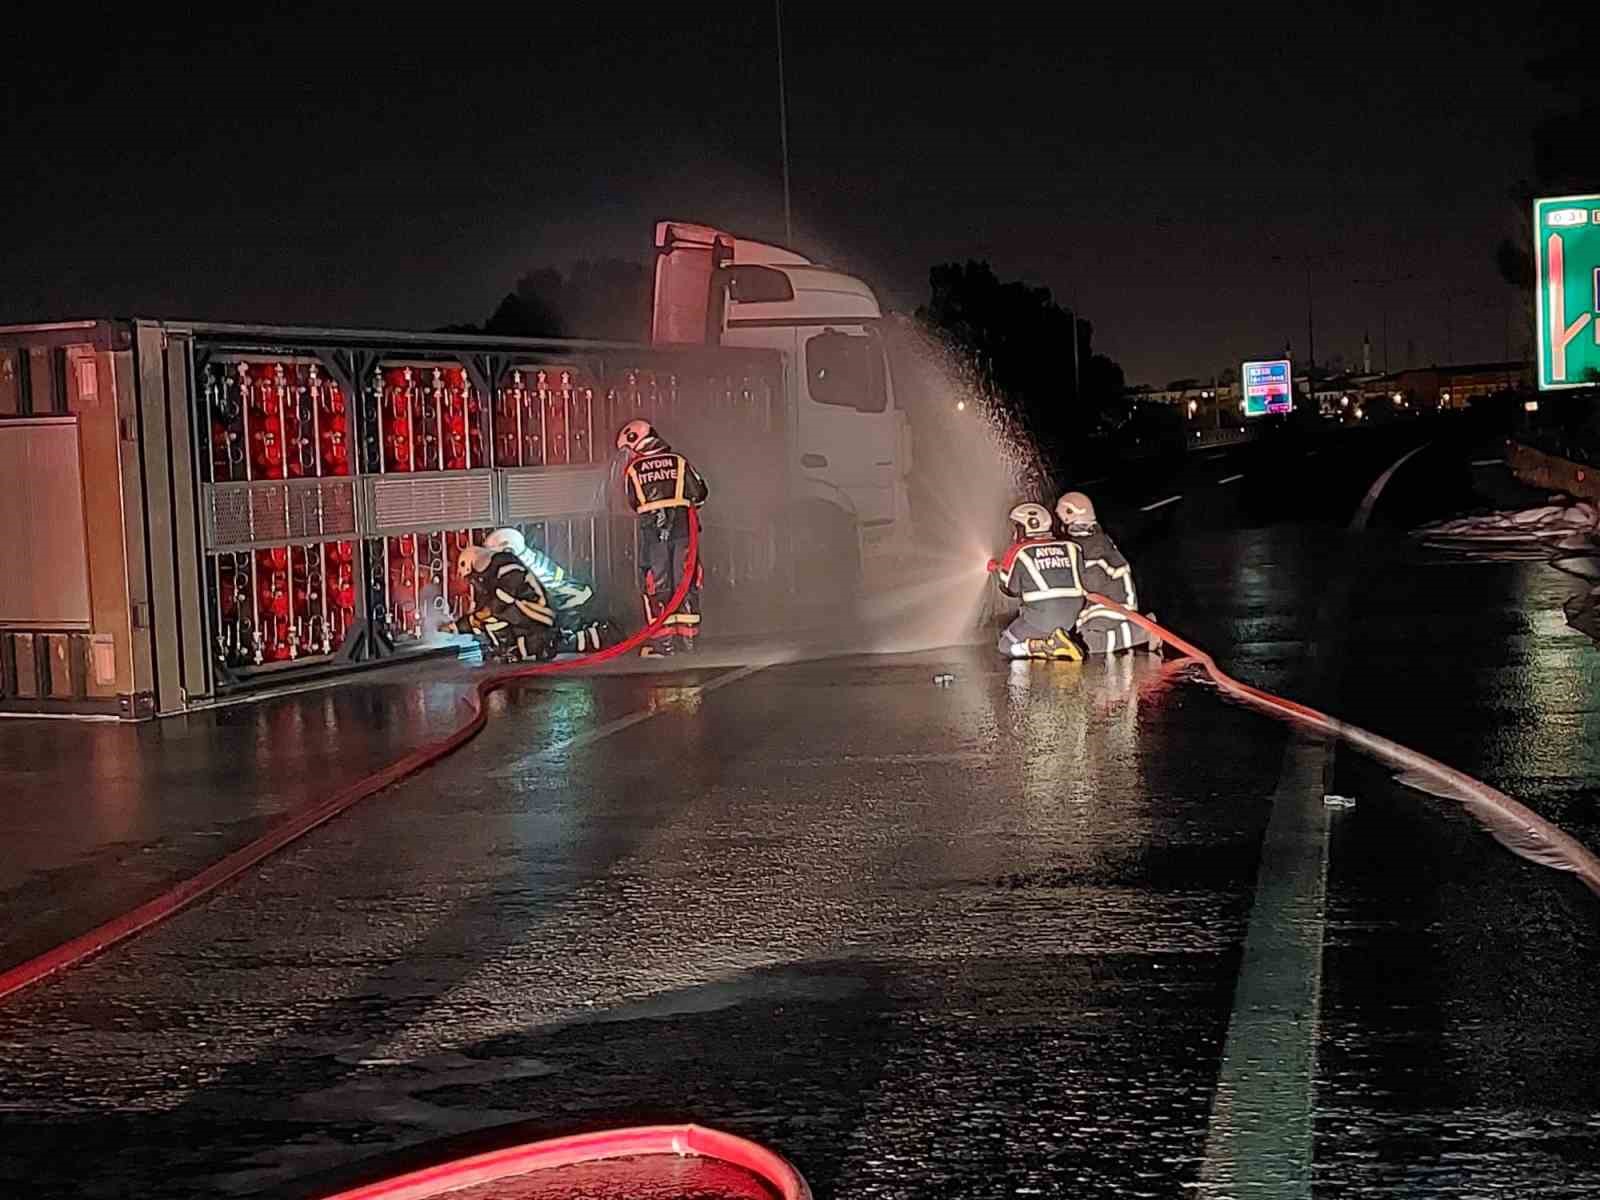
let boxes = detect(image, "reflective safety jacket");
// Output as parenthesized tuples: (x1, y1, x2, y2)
(623, 446, 709, 530)
(510, 542, 593, 613)
(996, 538, 1087, 604)
(472, 551, 555, 628)
(1071, 528, 1138, 610)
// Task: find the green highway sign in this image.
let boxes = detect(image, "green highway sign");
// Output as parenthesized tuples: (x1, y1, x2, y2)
(1536, 193, 1600, 390)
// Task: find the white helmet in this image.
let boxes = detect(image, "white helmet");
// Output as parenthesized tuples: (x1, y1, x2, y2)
(456, 544, 494, 579)
(485, 526, 546, 581)
(483, 527, 526, 557)
(1056, 491, 1096, 534)
(1008, 502, 1053, 539)
(616, 418, 663, 453)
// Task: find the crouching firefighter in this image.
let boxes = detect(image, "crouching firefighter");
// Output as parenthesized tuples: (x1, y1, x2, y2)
(1055, 491, 1161, 655)
(990, 502, 1087, 661)
(616, 419, 709, 657)
(482, 527, 618, 654)
(454, 543, 559, 663)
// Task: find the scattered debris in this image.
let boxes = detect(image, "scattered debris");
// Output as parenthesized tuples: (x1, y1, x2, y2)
(1323, 794, 1357, 808)
(1415, 499, 1599, 554)
(1414, 499, 1600, 644)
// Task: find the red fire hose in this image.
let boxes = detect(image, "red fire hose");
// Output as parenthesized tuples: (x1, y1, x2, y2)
(0, 513, 703, 1004)
(1085, 591, 1600, 896)
(314, 1123, 810, 1200)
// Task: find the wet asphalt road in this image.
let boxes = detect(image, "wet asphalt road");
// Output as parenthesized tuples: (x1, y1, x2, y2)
(3, 419, 1600, 1198)
(0, 665, 478, 972)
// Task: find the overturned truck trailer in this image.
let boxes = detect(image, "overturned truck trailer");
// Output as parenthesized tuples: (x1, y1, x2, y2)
(0, 320, 785, 719)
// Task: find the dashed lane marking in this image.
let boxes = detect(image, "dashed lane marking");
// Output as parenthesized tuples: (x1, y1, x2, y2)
(533, 663, 769, 761)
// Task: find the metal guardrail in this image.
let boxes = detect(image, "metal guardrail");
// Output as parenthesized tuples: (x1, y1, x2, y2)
(1189, 427, 1256, 450)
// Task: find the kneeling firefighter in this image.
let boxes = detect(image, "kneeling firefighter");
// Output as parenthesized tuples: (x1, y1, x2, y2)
(454, 543, 559, 663)
(481, 527, 618, 654)
(990, 502, 1087, 661)
(1055, 491, 1160, 655)
(616, 419, 709, 657)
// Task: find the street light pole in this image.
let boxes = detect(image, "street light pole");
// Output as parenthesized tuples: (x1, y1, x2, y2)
(1306, 259, 1315, 413)
(775, 0, 793, 245)
(1274, 253, 1318, 411)
(1354, 270, 1417, 375)
(1069, 303, 1082, 405)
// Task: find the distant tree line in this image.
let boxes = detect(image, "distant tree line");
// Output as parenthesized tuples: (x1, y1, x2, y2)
(1494, 7, 1600, 453)
(1495, 21, 1596, 295)
(445, 259, 651, 342)
(913, 259, 1130, 480)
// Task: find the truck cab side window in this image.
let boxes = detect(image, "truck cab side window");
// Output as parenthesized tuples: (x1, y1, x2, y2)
(806, 330, 886, 413)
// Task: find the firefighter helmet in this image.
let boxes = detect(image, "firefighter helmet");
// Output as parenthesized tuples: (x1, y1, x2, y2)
(456, 544, 494, 579)
(1056, 491, 1097, 534)
(1008, 502, 1053, 539)
(616, 419, 663, 453)
(483, 527, 526, 557)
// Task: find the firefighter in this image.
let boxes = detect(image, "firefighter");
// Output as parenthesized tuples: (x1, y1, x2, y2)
(454, 543, 559, 663)
(482, 527, 617, 654)
(1055, 491, 1161, 655)
(617, 419, 709, 657)
(990, 501, 1086, 661)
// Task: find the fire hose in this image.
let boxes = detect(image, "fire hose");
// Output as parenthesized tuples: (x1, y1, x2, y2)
(0, 512, 703, 1004)
(1084, 591, 1600, 896)
(313, 1123, 809, 1200)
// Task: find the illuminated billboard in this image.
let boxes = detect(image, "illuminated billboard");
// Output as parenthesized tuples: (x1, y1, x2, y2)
(1534, 194, 1600, 390)
(1241, 359, 1293, 416)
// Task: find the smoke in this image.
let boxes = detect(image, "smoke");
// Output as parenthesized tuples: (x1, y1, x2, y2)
(418, 592, 474, 648)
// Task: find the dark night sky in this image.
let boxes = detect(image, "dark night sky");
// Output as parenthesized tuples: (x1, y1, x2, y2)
(0, 3, 1570, 384)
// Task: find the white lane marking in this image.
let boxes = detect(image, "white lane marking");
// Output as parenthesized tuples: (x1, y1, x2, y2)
(1203, 442, 1433, 1193)
(1200, 734, 1332, 1197)
(1353, 442, 1430, 530)
(1141, 494, 1184, 512)
(772, 750, 991, 768)
(1218, 472, 1245, 485)
(535, 663, 768, 760)
(1471, 457, 1504, 466)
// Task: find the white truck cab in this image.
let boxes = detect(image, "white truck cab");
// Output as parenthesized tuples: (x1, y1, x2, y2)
(652, 221, 912, 577)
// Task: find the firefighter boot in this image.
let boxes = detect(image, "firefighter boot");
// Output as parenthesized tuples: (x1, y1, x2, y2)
(1046, 628, 1085, 661)
(560, 620, 615, 655)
